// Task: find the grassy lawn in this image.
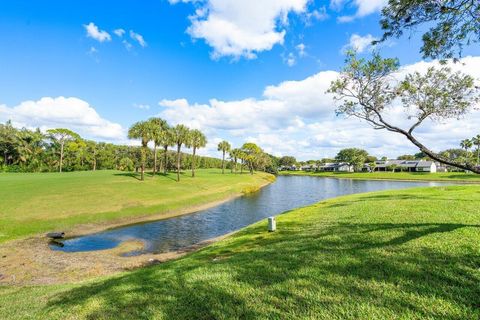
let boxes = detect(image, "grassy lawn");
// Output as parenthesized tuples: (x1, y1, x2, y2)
(279, 170, 480, 182)
(1, 185, 478, 319)
(0, 169, 274, 243)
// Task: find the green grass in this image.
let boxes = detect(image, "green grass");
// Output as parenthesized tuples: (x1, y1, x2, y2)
(0, 169, 274, 243)
(1, 185, 479, 319)
(279, 170, 480, 182)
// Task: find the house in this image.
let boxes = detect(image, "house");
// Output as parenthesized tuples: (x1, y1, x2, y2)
(374, 160, 437, 173)
(278, 165, 299, 171)
(318, 162, 353, 172)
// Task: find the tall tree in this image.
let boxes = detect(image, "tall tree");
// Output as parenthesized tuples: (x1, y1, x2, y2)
(329, 52, 480, 174)
(217, 140, 231, 174)
(229, 148, 242, 174)
(186, 129, 207, 177)
(128, 121, 153, 181)
(148, 117, 169, 176)
(159, 127, 173, 175)
(241, 142, 262, 175)
(335, 148, 369, 172)
(472, 135, 480, 165)
(47, 128, 80, 173)
(171, 124, 190, 182)
(378, 0, 480, 60)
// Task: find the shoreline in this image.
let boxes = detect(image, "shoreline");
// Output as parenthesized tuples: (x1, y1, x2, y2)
(0, 175, 274, 286)
(278, 172, 480, 184)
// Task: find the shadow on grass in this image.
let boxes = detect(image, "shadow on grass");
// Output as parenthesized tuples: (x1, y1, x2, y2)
(44, 219, 480, 319)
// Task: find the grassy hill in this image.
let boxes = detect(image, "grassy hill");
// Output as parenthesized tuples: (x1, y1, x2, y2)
(279, 170, 480, 183)
(1, 185, 478, 319)
(0, 169, 274, 242)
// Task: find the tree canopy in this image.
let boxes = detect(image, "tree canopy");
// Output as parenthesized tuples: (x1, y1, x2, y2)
(329, 52, 480, 173)
(378, 0, 480, 60)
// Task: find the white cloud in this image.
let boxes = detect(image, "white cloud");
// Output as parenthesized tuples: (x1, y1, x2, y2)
(296, 43, 307, 57)
(114, 28, 126, 37)
(83, 22, 112, 42)
(133, 103, 150, 110)
(0, 97, 124, 141)
(170, 0, 311, 59)
(332, 0, 387, 22)
(157, 56, 480, 160)
(285, 53, 296, 66)
(342, 33, 377, 53)
(130, 30, 147, 47)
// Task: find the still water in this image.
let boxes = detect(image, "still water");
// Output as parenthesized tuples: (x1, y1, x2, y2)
(50, 176, 448, 255)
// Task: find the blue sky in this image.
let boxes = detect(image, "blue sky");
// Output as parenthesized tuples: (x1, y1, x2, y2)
(1, 0, 479, 159)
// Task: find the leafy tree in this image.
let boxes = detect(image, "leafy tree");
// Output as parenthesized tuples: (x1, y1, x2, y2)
(148, 117, 169, 176)
(378, 0, 480, 60)
(171, 124, 190, 182)
(47, 128, 80, 173)
(217, 140, 231, 174)
(397, 154, 416, 160)
(279, 156, 297, 167)
(186, 129, 207, 177)
(241, 142, 262, 175)
(329, 52, 480, 173)
(159, 127, 174, 175)
(471, 135, 480, 165)
(128, 121, 153, 181)
(335, 148, 369, 172)
(119, 157, 134, 171)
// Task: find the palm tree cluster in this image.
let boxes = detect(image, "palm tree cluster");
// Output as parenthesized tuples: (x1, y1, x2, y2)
(0, 120, 220, 174)
(460, 135, 480, 166)
(128, 118, 207, 182)
(217, 141, 274, 175)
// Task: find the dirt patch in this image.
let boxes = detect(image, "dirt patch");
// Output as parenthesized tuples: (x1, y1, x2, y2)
(0, 233, 230, 286)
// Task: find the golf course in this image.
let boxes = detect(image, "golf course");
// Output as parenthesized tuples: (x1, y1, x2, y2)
(0, 177, 479, 319)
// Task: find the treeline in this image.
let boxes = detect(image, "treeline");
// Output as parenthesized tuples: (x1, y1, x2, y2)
(127, 118, 276, 181)
(0, 119, 277, 180)
(0, 120, 222, 174)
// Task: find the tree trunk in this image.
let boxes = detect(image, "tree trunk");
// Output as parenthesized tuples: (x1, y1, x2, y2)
(176, 144, 181, 182)
(240, 159, 243, 174)
(140, 146, 145, 181)
(222, 151, 225, 174)
(164, 145, 168, 175)
(59, 142, 64, 173)
(153, 144, 157, 177)
(93, 156, 96, 171)
(477, 146, 479, 166)
(230, 159, 233, 173)
(192, 147, 196, 177)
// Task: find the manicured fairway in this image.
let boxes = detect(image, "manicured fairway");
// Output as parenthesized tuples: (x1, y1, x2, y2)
(0, 169, 274, 243)
(1, 185, 478, 319)
(279, 170, 480, 182)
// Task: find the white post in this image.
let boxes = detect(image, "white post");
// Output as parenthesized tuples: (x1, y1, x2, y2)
(268, 217, 276, 232)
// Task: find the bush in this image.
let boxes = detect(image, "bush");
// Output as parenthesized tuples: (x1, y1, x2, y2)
(118, 157, 134, 172)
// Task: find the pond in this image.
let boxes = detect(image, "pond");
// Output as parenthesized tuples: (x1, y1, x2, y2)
(50, 176, 450, 255)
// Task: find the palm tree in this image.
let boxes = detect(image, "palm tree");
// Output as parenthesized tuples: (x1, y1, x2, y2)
(171, 124, 190, 182)
(472, 134, 480, 165)
(229, 148, 241, 174)
(47, 128, 80, 173)
(128, 121, 153, 181)
(158, 127, 173, 175)
(217, 140, 231, 174)
(186, 129, 207, 177)
(148, 117, 169, 176)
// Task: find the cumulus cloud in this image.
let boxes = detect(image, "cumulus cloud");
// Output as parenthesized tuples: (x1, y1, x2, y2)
(342, 33, 377, 53)
(157, 57, 480, 159)
(130, 30, 147, 47)
(0, 97, 124, 141)
(170, 0, 311, 59)
(83, 22, 112, 42)
(113, 28, 126, 37)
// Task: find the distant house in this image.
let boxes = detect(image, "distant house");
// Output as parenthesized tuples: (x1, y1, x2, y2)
(278, 165, 299, 171)
(374, 160, 437, 173)
(318, 162, 353, 172)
